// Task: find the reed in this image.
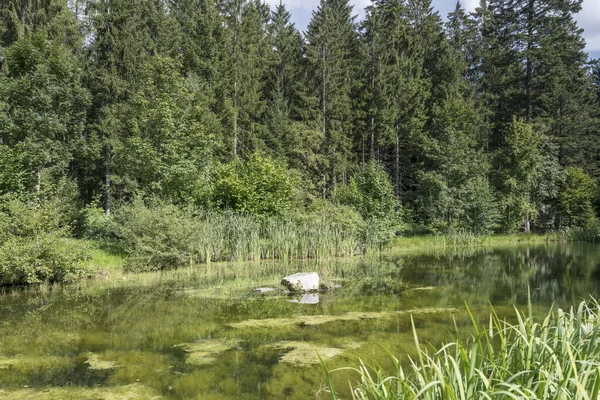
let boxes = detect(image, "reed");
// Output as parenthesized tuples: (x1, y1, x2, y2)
(324, 298, 600, 399)
(117, 204, 371, 271)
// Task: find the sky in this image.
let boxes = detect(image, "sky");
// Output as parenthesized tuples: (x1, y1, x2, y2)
(264, 0, 600, 60)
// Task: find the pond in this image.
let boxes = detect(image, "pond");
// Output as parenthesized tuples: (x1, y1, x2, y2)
(1, 243, 600, 399)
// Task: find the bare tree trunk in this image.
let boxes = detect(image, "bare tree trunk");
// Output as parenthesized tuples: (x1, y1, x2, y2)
(21, 0, 27, 24)
(524, 211, 531, 233)
(322, 43, 326, 139)
(525, 0, 534, 123)
(105, 147, 111, 217)
(35, 169, 41, 194)
(394, 125, 400, 198)
(233, 7, 239, 158)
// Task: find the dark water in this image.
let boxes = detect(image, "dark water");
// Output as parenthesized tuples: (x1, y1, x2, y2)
(1, 243, 599, 399)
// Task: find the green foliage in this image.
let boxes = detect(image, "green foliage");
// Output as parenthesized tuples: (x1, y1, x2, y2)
(212, 153, 297, 216)
(558, 167, 597, 229)
(81, 205, 115, 240)
(117, 56, 218, 205)
(112, 199, 372, 272)
(0, 199, 90, 285)
(0, 32, 89, 190)
(113, 200, 204, 272)
(496, 118, 547, 232)
(325, 300, 600, 399)
(336, 161, 404, 243)
(0, 0, 598, 244)
(0, 145, 31, 198)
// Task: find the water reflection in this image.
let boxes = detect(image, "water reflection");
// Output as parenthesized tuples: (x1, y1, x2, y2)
(288, 293, 319, 304)
(0, 243, 599, 399)
(386, 243, 600, 307)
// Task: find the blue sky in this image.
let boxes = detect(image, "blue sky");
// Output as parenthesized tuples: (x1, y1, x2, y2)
(265, 0, 600, 60)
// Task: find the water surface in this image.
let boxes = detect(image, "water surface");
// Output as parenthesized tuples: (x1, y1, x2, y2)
(1, 243, 599, 399)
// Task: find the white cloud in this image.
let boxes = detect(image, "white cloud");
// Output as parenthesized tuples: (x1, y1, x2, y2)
(272, 0, 600, 54)
(577, 0, 600, 52)
(264, 0, 320, 11)
(460, 0, 479, 11)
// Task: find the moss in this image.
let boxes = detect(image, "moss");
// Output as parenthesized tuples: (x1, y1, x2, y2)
(176, 339, 242, 366)
(228, 307, 458, 329)
(0, 384, 162, 399)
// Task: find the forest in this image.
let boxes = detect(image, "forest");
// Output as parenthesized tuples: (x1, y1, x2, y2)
(1, 0, 600, 283)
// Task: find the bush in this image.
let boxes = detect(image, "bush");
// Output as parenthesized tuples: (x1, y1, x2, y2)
(81, 205, 116, 240)
(0, 237, 90, 285)
(335, 161, 404, 244)
(113, 199, 203, 272)
(0, 199, 91, 285)
(113, 199, 374, 272)
(558, 167, 597, 229)
(211, 153, 297, 216)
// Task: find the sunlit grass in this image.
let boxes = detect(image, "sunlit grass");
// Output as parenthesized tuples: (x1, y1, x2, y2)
(388, 233, 553, 254)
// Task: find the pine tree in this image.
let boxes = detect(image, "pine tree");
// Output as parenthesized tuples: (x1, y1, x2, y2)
(476, 0, 596, 164)
(305, 0, 362, 195)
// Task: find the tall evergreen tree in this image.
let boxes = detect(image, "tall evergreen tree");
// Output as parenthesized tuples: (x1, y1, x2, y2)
(305, 0, 362, 195)
(262, 2, 323, 187)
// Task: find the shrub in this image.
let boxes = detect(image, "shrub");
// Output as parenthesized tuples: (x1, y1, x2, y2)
(0, 199, 91, 285)
(113, 199, 203, 272)
(558, 167, 597, 229)
(81, 205, 116, 240)
(335, 161, 404, 244)
(113, 199, 373, 272)
(211, 153, 297, 216)
(0, 237, 90, 285)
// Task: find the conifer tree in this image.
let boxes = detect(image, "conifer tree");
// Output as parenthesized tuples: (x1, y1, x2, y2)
(305, 0, 362, 194)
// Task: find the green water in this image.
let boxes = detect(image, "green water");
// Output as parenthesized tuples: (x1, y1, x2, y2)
(1, 243, 600, 399)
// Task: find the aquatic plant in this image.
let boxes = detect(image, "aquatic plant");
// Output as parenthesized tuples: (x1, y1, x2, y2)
(323, 299, 600, 399)
(114, 201, 377, 271)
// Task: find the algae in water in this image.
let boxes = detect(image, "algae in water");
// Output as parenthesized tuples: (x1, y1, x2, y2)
(85, 352, 117, 370)
(229, 307, 458, 329)
(275, 341, 363, 366)
(0, 384, 162, 400)
(176, 339, 241, 366)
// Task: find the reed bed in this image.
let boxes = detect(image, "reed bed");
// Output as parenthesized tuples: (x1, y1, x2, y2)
(194, 213, 364, 263)
(323, 299, 600, 399)
(116, 205, 369, 271)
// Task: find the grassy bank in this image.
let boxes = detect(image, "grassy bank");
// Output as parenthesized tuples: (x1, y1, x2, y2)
(386, 233, 554, 253)
(323, 299, 600, 399)
(81, 233, 558, 280)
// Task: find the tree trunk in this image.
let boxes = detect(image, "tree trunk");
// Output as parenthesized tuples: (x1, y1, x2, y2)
(233, 9, 239, 158)
(524, 211, 531, 233)
(35, 169, 41, 194)
(525, 0, 534, 122)
(20, 0, 27, 25)
(394, 126, 400, 199)
(104, 147, 111, 217)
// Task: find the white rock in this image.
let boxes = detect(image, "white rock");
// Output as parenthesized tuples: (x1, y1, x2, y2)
(281, 272, 319, 292)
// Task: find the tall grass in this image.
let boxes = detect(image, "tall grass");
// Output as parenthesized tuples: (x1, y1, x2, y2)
(324, 299, 600, 399)
(193, 213, 364, 263)
(113, 203, 369, 271)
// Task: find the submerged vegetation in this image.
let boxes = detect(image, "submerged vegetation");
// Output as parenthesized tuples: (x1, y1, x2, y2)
(0, 244, 599, 398)
(324, 299, 600, 399)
